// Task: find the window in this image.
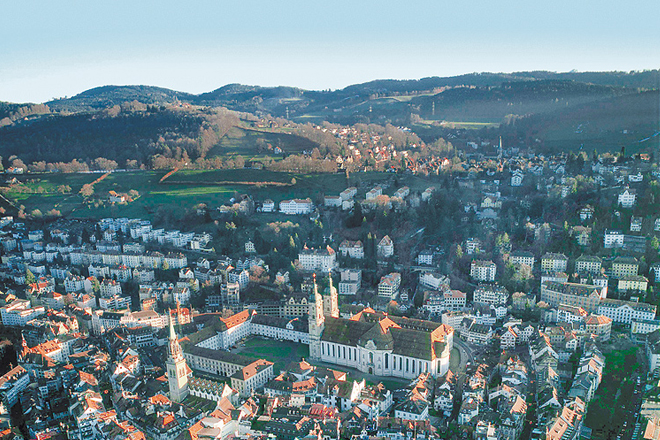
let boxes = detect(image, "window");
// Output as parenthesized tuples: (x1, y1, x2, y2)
(385, 353, 389, 369)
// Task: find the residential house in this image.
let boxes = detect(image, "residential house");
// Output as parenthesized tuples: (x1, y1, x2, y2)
(378, 273, 401, 299)
(541, 253, 568, 273)
(618, 187, 637, 208)
(377, 236, 394, 259)
(470, 260, 496, 282)
(338, 240, 364, 259)
(611, 256, 639, 279)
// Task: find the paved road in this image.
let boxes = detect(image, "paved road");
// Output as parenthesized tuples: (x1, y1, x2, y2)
(453, 338, 475, 372)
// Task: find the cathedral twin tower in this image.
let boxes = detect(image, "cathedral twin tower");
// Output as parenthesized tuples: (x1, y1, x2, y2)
(308, 272, 338, 361)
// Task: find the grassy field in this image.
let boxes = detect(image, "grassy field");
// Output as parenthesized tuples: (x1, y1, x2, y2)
(206, 126, 317, 158)
(1, 169, 444, 222)
(236, 336, 309, 373)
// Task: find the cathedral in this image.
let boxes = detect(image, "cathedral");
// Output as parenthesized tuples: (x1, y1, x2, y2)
(308, 273, 454, 380)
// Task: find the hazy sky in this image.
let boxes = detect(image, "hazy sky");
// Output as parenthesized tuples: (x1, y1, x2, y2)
(1, 0, 658, 103)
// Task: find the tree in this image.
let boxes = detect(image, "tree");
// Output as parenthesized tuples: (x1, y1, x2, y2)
(456, 245, 463, 260)
(91, 277, 101, 294)
(162, 260, 170, 270)
(94, 157, 118, 171)
(25, 268, 36, 285)
(80, 184, 94, 198)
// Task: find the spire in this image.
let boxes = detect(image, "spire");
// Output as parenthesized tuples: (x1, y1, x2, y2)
(169, 310, 177, 341)
(313, 273, 318, 296)
(328, 271, 333, 290)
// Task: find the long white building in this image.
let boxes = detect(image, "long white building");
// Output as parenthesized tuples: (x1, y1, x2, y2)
(597, 299, 657, 324)
(279, 198, 313, 214)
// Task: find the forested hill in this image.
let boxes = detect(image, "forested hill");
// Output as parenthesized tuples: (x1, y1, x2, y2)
(47, 85, 196, 112)
(26, 69, 658, 118)
(0, 70, 657, 165)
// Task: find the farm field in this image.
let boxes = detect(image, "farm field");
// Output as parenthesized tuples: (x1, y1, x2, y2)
(206, 126, 317, 158)
(1, 169, 443, 222)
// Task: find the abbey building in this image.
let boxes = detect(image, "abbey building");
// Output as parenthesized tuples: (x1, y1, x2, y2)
(308, 274, 454, 380)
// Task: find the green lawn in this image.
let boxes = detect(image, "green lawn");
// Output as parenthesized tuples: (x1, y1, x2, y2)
(206, 126, 317, 158)
(237, 337, 309, 373)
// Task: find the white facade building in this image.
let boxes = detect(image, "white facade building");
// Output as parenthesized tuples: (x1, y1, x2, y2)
(470, 260, 496, 282)
(378, 273, 401, 299)
(298, 246, 337, 272)
(279, 198, 313, 215)
(618, 188, 637, 208)
(598, 299, 656, 324)
(604, 230, 625, 249)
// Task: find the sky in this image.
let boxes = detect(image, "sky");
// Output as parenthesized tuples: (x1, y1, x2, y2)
(1, 0, 659, 103)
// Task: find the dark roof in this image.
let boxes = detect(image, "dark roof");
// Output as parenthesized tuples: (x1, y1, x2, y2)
(322, 318, 373, 346)
(542, 281, 602, 298)
(357, 324, 394, 350)
(511, 251, 534, 258)
(613, 256, 639, 265)
(182, 345, 254, 366)
(576, 255, 602, 263)
(391, 328, 435, 360)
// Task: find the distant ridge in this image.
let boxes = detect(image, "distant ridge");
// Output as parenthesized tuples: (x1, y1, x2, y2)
(0, 69, 657, 161)
(36, 70, 658, 111)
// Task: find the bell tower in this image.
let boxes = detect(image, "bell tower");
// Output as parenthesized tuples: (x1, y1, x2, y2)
(166, 314, 189, 402)
(308, 275, 325, 360)
(324, 271, 339, 319)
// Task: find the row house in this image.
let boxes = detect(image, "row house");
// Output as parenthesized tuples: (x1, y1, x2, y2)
(100, 279, 122, 297)
(540, 281, 606, 313)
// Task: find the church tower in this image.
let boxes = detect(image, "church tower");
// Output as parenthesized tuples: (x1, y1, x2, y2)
(323, 271, 339, 319)
(308, 275, 325, 360)
(166, 314, 189, 402)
